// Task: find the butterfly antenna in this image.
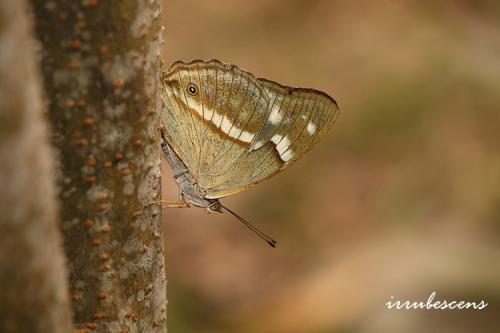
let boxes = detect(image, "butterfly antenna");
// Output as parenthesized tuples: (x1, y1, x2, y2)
(219, 203, 277, 248)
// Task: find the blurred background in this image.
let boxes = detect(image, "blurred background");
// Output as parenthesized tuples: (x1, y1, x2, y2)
(161, 0, 500, 332)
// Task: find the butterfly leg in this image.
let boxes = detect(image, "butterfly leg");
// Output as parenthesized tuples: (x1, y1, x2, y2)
(148, 191, 191, 208)
(148, 200, 191, 208)
(162, 200, 190, 208)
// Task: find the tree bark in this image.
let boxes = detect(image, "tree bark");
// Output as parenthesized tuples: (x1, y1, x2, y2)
(31, 1, 166, 332)
(0, 1, 73, 332)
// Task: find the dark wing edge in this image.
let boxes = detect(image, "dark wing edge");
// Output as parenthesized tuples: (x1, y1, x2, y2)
(257, 77, 339, 111)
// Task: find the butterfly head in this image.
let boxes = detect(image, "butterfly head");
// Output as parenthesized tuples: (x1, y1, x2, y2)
(207, 201, 223, 213)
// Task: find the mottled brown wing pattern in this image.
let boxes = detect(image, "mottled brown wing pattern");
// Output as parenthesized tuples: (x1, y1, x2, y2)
(161, 59, 340, 199)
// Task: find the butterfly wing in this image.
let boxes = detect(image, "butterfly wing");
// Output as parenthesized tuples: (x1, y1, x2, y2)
(161, 60, 340, 199)
(162, 59, 270, 176)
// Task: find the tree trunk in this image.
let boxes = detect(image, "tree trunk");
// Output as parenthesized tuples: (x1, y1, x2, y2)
(0, 1, 73, 332)
(31, 1, 167, 332)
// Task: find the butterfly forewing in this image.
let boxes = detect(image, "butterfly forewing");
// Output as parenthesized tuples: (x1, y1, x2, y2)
(251, 79, 339, 181)
(162, 60, 339, 199)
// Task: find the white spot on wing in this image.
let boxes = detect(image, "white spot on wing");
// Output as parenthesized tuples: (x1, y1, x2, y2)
(271, 134, 293, 162)
(220, 115, 234, 134)
(271, 134, 283, 146)
(238, 131, 256, 143)
(307, 122, 317, 135)
(252, 140, 265, 150)
(211, 111, 223, 128)
(190, 99, 213, 120)
(268, 104, 283, 125)
(281, 150, 294, 162)
(228, 126, 242, 139)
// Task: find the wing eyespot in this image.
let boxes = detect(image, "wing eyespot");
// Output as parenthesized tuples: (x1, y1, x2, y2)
(187, 83, 198, 96)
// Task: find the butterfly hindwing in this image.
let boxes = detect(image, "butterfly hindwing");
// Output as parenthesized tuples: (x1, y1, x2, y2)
(162, 59, 339, 199)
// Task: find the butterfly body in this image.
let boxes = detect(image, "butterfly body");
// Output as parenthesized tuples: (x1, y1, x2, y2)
(161, 139, 221, 211)
(161, 59, 340, 208)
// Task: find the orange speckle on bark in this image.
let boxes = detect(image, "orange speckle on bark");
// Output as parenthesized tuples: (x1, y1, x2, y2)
(72, 292, 83, 301)
(113, 79, 124, 89)
(139, 25, 149, 38)
(71, 39, 81, 49)
(86, 176, 96, 183)
(101, 224, 111, 233)
(94, 312, 106, 320)
(103, 161, 113, 168)
(115, 152, 124, 161)
(77, 138, 89, 146)
(98, 193, 109, 201)
(83, 117, 94, 126)
(86, 158, 97, 166)
(77, 20, 87, 30)
(121, 168, 131, 176)
(98, 291, 108, 299)
(85, 322, 97, 330)
(92, 238, 102, 246)
(99, 44, 109, 55)
(65, 99, 75, 108)
(68, 60, 80, 70)
(100, 264, 109, 272)
(98, 203, 109, 211)
(98, 253, 109, 261)
(125, 310, 139, 321)
(77, 99, 86, 108)
(131, 50, 141, 59)
(84, 219, 94, 228)
(74, 329, 88, 333)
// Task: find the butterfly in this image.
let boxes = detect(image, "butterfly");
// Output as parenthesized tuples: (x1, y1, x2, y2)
(160, 59, 340, 246)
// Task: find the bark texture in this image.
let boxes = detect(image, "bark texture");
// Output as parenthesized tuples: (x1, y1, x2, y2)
(0, 1, 73, 332)
(31, 0, 166, 331)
